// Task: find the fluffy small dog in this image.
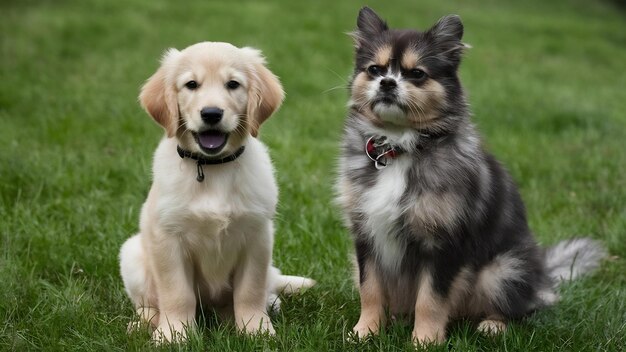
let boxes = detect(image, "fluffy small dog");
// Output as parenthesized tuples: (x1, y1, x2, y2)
(119, 42, 314, 343)
(336, 8, 606, 345)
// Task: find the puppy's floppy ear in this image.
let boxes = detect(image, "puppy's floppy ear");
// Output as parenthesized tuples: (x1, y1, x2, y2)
(427, 15, 468, 64)
(350, 7, 388, 48)
(139, 48, 181, 137)
(243, 48, 284, 137)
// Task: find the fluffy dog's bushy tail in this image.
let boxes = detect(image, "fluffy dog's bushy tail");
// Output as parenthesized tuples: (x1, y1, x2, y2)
(544, 238, 607, 286)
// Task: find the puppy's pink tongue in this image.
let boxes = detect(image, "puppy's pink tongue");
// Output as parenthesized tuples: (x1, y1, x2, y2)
(198, 131, 226, 149)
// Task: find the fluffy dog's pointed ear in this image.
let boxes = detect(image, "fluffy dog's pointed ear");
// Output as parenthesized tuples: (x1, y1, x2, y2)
(139, 48, 181, 137)
(243, 48, 284, 137)
(350, 7, 388, 48)
(357, 7, 388, 36)
(429, 15, 464, 41)
(426, 15, 469, 64)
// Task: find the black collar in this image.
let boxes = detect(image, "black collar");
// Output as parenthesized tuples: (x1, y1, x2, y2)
(414, 130, 450, 150)
(177, 145, 246, 182)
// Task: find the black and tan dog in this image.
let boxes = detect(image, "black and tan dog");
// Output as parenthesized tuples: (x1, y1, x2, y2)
(336, 7, 606, 345)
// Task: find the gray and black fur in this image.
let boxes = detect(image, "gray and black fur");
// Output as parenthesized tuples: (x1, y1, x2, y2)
(336, 7, 606, 343)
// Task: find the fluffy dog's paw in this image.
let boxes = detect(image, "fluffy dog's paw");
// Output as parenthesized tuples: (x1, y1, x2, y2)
(477, 319, 507, 336)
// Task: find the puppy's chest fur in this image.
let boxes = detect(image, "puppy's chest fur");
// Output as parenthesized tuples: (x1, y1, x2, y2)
(165, 187, 242, 237)
(153, 137, 277, 229)
(147, 138, 277, 287)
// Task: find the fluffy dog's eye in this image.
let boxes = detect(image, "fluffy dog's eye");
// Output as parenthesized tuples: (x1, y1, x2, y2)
(185, 80, 199, 90)
(226, 80, 240, 89)
(367, 65, 384, 76)
(408, 69, 428, 80)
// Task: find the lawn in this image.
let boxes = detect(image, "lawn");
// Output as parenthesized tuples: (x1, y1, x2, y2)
(1, 0, 624, 350)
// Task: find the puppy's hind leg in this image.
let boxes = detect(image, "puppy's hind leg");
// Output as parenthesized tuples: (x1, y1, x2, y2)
(120, 234, 159, 331)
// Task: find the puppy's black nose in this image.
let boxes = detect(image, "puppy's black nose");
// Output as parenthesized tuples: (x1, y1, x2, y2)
(200, 107, 223, 124)
(380, 78, 397, 91)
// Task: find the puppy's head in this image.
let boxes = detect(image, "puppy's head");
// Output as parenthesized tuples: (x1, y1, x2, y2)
(349, 7, 468, 131)
(140, 42, 284, 156)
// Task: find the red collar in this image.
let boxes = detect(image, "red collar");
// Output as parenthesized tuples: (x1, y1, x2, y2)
(365, 136, 404, 169)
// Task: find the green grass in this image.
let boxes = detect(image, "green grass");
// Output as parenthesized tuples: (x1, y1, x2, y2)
(1, 0, 624, 350)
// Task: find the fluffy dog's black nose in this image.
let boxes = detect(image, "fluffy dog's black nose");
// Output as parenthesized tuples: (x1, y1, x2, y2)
(380, 78, 397, 91)
(200, 107, 223, 124)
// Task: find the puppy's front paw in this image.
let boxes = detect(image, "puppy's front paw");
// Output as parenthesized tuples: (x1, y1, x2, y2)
(411, 326, 445, 346)
(152, 323, 189, 345)
(350, 320, 381, 341)
(127, 320, 148, 334)
(237, 312, 275, 336)
(127, 307, 159, 333)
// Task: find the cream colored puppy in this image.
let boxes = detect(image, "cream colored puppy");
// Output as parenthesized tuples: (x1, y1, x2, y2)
(119, 42, 314, 343)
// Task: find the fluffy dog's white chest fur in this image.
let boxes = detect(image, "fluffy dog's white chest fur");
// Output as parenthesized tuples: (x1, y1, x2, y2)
(359, 156, 412, 273)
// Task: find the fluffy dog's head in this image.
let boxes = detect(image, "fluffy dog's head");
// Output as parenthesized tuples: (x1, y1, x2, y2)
(140, 42, 284, 156)
(349, 7, 469, 132)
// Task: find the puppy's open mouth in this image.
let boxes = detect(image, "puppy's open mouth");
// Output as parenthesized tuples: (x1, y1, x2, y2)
(193, 130, 229, 154)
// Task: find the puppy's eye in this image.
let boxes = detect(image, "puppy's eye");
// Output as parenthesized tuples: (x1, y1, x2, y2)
(226, 80, 240, 90)
(367, 65, 384, 76)
(185, 80, 199, 90)
(408, 69, 428, 80)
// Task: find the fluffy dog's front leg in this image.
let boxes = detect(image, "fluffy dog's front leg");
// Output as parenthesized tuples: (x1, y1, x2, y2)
(353, 259, 386, 339)
(149, 235, 196, 344)
(233, 222, 274, 335)
(412, 272, 449, 345)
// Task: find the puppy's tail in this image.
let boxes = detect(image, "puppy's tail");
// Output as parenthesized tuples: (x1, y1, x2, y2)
(544, 238, 606, 286)
(266, 268, 315, 313)
(274, 275, 316, 295)
(269, 266, 316, 295)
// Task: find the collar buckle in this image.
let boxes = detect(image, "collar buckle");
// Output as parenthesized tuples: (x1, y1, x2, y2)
(176, 145, 246, 182)
(365, 136, 403, 169)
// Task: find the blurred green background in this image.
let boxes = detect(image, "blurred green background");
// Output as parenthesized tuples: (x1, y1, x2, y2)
(1, 0, 624, 350)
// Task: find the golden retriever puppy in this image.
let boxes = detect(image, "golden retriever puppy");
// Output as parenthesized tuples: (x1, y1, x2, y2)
(119, 42, 315, 343)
